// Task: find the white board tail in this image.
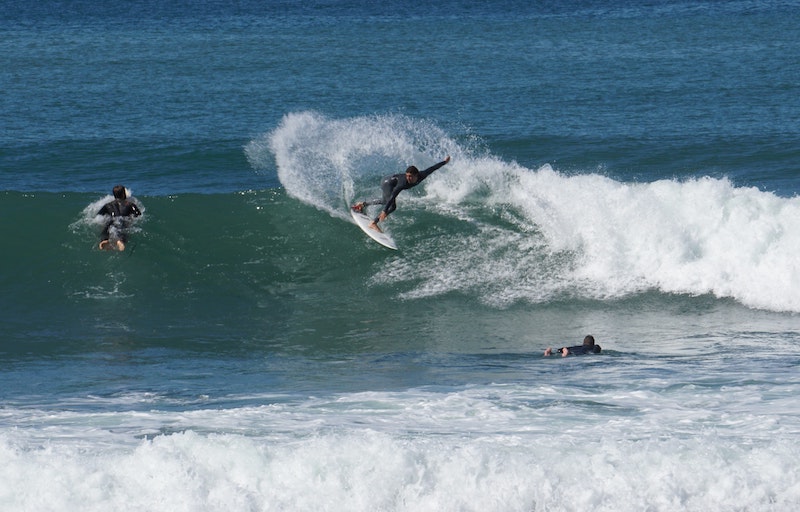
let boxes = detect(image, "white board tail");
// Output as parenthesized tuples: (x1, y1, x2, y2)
(350, 210, 398, 250)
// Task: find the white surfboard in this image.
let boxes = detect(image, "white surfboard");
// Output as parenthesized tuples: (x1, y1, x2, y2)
(350, 210, 397, 250)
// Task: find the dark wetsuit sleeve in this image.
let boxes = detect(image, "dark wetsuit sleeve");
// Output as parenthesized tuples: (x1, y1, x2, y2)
(561, 345, 601, 355)
(417, 159, 449, 182)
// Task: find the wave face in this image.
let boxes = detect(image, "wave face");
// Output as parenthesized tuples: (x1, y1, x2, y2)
(3, 111, 798, 369)
(246, 112, 800, 312)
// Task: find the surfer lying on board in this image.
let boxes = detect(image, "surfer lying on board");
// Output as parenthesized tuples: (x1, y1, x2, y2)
(97, 185, 142, 251)
(544, 335, 602, 357)
(351, 155, 451, 232)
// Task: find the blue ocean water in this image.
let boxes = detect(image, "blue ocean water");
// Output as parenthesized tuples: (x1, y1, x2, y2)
(2, 1, 800, 510)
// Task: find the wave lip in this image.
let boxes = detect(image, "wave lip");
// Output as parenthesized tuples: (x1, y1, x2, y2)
(508, 170, 800, 312)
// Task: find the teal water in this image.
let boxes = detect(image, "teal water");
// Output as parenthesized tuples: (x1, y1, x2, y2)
(2, 1, 800, 510)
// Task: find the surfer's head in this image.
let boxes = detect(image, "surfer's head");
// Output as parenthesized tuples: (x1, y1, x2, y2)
(405, 166, 420, 184)
(112, 185, 127, 200)
(583, 335, 595, 346)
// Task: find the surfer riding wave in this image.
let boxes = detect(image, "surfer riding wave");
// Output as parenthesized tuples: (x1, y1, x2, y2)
(351, 156, 450, 232)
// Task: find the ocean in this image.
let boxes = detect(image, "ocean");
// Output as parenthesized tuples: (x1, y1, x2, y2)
(2, 1, 800, 510)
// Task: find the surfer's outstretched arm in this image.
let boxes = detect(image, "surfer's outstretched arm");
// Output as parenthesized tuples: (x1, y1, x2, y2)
(417, 155, 451, 181)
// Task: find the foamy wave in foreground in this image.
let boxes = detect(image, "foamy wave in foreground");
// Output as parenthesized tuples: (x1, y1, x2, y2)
(4, 430, 798, 512)
(3, 383, 800, 512)
(252, 112, 800, 312)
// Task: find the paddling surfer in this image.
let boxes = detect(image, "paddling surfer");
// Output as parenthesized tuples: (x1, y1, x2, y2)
(544, 335, 602, 357)
(97, 185, 142, 251)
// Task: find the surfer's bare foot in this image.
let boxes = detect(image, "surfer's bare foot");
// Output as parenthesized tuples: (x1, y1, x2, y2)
(544, 348, 553, 357)
(368, 221, 383, 233)
(351, 202, 365, 213)
(99, 239, 125, 251)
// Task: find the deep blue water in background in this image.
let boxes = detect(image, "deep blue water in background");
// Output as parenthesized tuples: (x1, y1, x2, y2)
(3, 0, 799, 194)
(2, 1, 800, 510)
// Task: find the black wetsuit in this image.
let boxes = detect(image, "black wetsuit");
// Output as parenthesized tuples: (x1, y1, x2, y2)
(98, 199, 141, 242)
(561, 344, 602, 355)
(363, 159, 449, 223)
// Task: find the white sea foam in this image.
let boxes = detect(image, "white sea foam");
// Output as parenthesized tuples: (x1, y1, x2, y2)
(255, 112, 800, 312)
(3, 382, 800, 511)
(423, 161, 800, 312)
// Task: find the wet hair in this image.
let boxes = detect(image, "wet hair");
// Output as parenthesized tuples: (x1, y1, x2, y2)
(112, 185, 127, 200)
(405, 166, 420, 177)
(583, 335, 595, 346)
